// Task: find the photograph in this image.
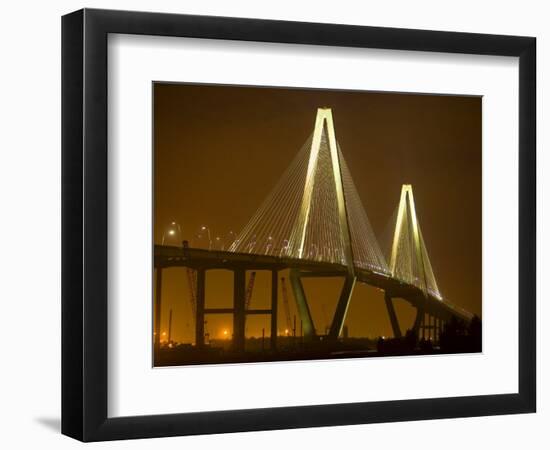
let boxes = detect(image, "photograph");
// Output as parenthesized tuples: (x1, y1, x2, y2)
(0, 1, 540, 446)
(152, 83, 482, 366)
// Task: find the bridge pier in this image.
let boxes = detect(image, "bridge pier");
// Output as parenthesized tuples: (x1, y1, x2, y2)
(412, 306, 424, 338)
(289, 269, 316, 339)
(328, 275, 357, 340)
(418, 315, 445, 344)
(233, 269, 246, 352)
(270, 269, 278, 351)
(422, 314, 437, 341)
(421, 312, 426, 340)
(384, 293, 402, 338)
(195, 268, 206, 348)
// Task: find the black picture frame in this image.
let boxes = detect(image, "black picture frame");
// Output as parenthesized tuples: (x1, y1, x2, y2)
(62, 8, 536, 442)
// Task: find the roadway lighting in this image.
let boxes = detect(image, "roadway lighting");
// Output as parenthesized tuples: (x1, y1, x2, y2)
(279, 239, 290, 257)
(266, 236, 274, 253)
(200, 225, 212, 250)
(162, 221, 182, 245)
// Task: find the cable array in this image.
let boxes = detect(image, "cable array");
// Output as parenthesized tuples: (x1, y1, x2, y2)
(229, 120, 388, 273)
(228, 136, 312, 257)
(339, 148, 389, 273)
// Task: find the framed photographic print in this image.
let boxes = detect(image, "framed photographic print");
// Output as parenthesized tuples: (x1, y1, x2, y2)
(62, 8, 536, 441)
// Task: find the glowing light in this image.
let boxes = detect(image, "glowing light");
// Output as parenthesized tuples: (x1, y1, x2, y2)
(168, 230, 175, 235)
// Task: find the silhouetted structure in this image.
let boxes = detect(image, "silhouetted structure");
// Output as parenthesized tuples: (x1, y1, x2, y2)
(439, 315, 482, 353)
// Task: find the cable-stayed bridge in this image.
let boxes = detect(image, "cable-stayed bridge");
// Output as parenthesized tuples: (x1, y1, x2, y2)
(154, 108, 474, 352)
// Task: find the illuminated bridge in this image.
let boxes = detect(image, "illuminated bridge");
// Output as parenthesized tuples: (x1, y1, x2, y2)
(154, 108, 474, 352)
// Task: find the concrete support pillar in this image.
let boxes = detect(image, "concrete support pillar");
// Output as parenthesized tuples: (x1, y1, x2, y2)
(421, 312, 426, 339)
(289, 269, 316, 339)
(412, 306, 424, 338)
(154, 267, 163, 353)
(328, 275, 357, 341)
(270, 270, 278, 351)
(412, 308, 424, 339)
(195, 268, 206, 348)
(233, 269, 246, 352)
(384, 293, 402, 338)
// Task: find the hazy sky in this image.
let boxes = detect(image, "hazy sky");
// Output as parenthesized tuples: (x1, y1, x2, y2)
(153, 83, 481, 343)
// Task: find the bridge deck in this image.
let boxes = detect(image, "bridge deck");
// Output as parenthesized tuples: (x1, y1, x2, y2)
(154, 245, 473, 322)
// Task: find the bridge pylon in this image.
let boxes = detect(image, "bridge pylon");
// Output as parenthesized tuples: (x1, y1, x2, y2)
(287, 108, 357, 340)
(289, 108, 355, 272)
(388, 184, 442, 337)
(389, 184, 441, 299)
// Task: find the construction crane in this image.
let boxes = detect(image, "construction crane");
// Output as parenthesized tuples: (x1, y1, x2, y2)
(280, 277, 293, 335)
(245, 271, 256, 310)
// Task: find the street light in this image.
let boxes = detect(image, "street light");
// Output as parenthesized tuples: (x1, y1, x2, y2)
(161, 221, 182, 246)
(197, 225, 212, 250)
(214, 235, 223, 251)
(279, 239, 290, 257)
(265, 236, 273, 254)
